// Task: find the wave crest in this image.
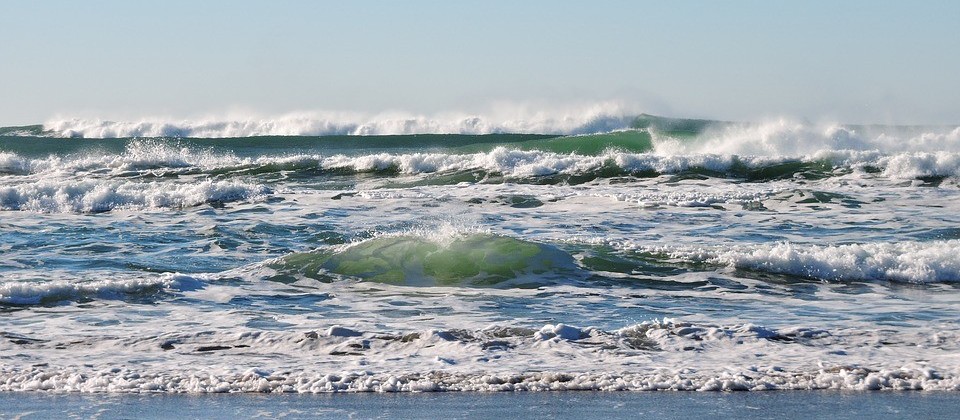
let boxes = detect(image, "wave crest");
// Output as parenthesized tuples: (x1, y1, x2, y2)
(652, 120, 960, 156)
(42, 108, 636, 138)
(0, 273, 203, 305)
(0, 179, 267, 213)
(620, 240, 960, 283)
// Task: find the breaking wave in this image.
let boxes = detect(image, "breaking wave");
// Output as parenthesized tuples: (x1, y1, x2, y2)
(0, 179, 267, 213)
(0, 273, 203, 305)
(6, 142, 960, 184)
(39, 106, 637, 138)
(618, 240, 960, 284)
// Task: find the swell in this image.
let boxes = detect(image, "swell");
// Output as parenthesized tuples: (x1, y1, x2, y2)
(273, 232, 579, 287)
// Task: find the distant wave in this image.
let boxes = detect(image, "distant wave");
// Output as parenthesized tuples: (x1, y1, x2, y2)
(3, 113, 953, 163)
(39, 106, 637, 138)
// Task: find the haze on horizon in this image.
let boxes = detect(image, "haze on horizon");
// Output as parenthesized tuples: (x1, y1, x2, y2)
(1, 0, 958, 126)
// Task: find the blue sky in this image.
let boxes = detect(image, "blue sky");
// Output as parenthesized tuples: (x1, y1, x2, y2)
(1, 0, 958, 125)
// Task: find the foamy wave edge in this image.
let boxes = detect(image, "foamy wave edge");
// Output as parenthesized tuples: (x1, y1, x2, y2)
(0, 179, 268, 213)
(1, 320, 956, 392)
(7, 143, 960, 180)
(615, 240, 960, 283)
(2, 367, 954, 392)
(0, 274, 203, 305)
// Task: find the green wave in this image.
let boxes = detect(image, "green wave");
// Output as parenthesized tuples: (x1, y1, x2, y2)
(274, 234, 577, 287)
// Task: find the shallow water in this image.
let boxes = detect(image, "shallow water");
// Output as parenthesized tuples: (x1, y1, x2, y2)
(3, 391, 959, 419)
(2, 117, 960, 392)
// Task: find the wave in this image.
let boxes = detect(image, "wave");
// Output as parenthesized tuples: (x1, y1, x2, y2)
(0, 140, 235, 177)
(647, 117, 960, 156)
(5, 129, 960, 190)
(618, 240, 960, 284)
(37, 107, 637, 138)
(6, 143, 960, 185)
(4, 113, 953, 160)
(0, 179, 267, 213)
(275, 232, 578, 287)
(305, 148, 960, 181)
(0, 273, 203, 305)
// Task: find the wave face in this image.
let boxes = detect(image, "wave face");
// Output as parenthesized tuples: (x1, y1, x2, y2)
(3, 112, 960, 394)
(276, 233, 578, 287)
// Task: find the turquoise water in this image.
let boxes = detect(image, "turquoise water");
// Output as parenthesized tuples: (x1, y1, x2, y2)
(2, 115, 960, 392)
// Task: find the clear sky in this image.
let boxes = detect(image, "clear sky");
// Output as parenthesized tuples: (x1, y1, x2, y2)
(1, 0, 958, 125)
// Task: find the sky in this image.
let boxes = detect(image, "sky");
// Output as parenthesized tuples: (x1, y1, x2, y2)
(1, 0, 958, 125)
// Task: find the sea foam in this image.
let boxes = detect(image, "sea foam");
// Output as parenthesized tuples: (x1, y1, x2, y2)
(652, 120, 960, 156)
(618, 240, 960, 283)
(0, 319, 956, 392)
(0, 179, 267, 213)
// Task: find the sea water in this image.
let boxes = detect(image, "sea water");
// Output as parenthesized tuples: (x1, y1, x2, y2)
(1, 113, 960, 392)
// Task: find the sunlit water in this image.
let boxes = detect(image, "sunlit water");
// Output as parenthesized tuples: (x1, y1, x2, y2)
(2, 121, 960, 392)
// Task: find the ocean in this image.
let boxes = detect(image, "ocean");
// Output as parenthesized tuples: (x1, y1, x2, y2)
(1, 113, 960, 393)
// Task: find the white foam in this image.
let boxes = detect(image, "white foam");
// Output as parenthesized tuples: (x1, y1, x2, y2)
(0, 319, 957, 392)
(652, 120, 960, 156)
(1, 141, 235, 178)
(317, 147, 960, 181)
(612, 183, 784, 207)
(877, 152, 960, 179)
(0, 179, 267, 213)
(0, 273, 202, 305)
(0, 151, 32, 175)
(621, 240, 960, 283)
(42, 105, 636, 138)
(5, 136, 960, 183)
(3, 367, 953, 392)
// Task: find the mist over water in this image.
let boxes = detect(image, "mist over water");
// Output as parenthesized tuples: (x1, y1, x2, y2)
(2, 112, 960, 392)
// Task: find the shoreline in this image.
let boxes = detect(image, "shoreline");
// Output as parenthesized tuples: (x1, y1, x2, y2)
(2, 390, 958, 419)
